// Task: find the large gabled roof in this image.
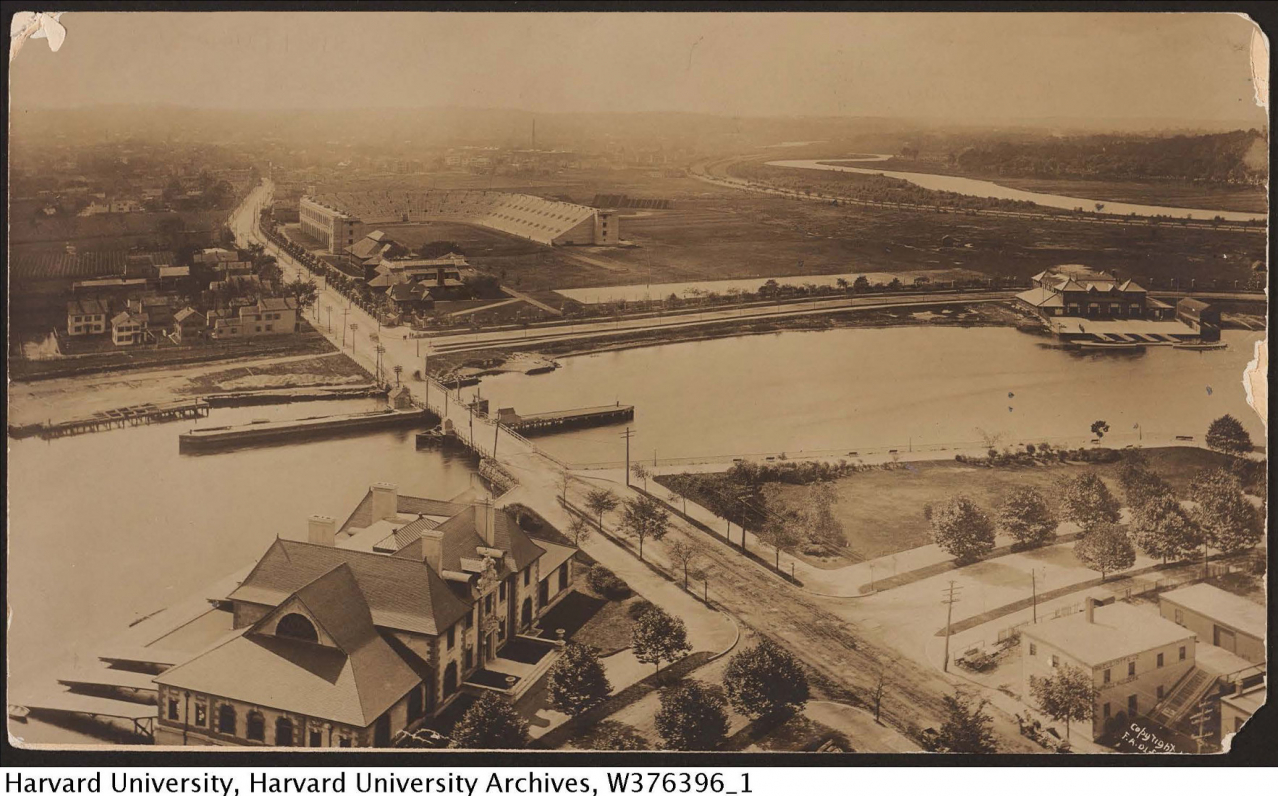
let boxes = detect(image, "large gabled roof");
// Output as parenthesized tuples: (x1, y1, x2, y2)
(159, 563, 421, 726)
(227, 538, 473, 636)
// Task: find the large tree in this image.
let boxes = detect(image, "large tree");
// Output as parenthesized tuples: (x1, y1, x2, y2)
(1205, 414, 1253, 457)
(589, 721, 649, 751)
(546, 642, 612, 716)
(803, 482, 845, 550)
(996, 486, 1058, 548)
(937, 691, 998, 753)
(1190, 468, 1263, 554)
(757, 519, 803, 571)
(655, 681, 729, 751)
(1117, 453, 1172, 509)
(584, 489, 620, 533)
(450, 692, 529, 749)
(930, 495, 996, 564)
(1073, 523, 1136, 582)
(1129, 492, 1201, 563)
(723, 639, 810, 719)
(1059, 473, 1121, 532)
(619, 496, 671, 560)
(1029, 663, 1096, 741)
(631, 606, 691, 678)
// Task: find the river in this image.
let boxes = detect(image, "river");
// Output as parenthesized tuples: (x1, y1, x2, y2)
(466, 327, 1266, 467)
(5, 326, 1265, 707)
(6, 398, 480, 695)
(766, 158, 1268, 223)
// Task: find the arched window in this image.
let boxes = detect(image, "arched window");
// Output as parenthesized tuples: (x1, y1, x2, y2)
(246, 711, 266, 742)
(217, 704, 237, 735)
(444, 662, 458, 696)
(275, 716, 295, 747)
(276, 613, 319, 643)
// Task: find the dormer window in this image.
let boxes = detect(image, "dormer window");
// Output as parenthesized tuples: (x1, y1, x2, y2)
(276, 613, 319, 643)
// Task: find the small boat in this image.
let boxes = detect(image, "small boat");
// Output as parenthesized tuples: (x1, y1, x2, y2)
(1173, 341, 1228, 351)
(1069, 340, 1145, 351)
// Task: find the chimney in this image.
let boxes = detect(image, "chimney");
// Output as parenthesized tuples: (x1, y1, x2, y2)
(370, 482, 398, 523)
(1085, 597, 1097, 624)
(420, 529, 444, 573)
(477, 503, 497, 547)
(307, 515, 336, 546)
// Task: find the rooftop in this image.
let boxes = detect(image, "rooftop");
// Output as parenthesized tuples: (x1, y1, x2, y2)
(1160, 584, 1266, 639)
(1022, 602, 1195, 668)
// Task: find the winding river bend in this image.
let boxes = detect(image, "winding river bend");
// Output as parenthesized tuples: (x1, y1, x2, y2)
(767, 157, 1268, 223)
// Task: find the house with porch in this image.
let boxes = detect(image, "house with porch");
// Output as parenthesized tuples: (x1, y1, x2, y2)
(153, 483, 576, 746)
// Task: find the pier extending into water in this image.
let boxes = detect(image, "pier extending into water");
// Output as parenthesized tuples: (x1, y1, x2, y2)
(498, 404, 635, 436)
(7, 399, 211, 441)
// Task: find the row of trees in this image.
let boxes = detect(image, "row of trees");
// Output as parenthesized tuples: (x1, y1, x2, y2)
(930, 451, 1262, 580)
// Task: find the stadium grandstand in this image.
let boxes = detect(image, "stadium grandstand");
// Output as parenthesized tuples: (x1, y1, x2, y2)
(592, 194, 673, 210)
(298, 190, 620, 252)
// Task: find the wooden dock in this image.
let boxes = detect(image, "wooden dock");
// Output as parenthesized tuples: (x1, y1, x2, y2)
(501, 404, 634, 436)
(8, 399, 210, 441)
(178, 406, 432, 452)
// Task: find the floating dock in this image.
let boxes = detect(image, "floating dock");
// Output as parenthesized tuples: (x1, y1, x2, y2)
(203, 384, 388, 407)
(8, 399, 210, 441)
(178, 406, 432, 452)
(498, 404, 635, 436)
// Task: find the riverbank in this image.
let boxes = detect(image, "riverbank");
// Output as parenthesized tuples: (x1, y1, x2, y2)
(424, 301, 1028, 378)
(7, 350, 371, 428)
(833, 158, 1269, 215)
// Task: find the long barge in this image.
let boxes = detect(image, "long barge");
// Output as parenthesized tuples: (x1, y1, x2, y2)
(202, 384, 388, 407)
(178, 406, 432, 452)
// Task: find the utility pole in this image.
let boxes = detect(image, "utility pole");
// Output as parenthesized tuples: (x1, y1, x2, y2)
(621, 427, 636, 485)
(493, 420, 500, 459)
(942, 580, 963, 672)
(1032, 569, 1038, 624)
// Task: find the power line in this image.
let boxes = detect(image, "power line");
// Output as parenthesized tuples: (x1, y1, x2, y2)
(942, 580, 964, 673)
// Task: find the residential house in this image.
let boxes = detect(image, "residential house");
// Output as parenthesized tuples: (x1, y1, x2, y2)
(66, 299, 108, 336)
(345, 230, 412, 278)
(173, 307, 208, 343)
(128, 296, 174, 328)
(1021, 598, 1196, 740)
(111, 310, 148, 346)
(1159, 584, 1265, 665)
(208, 297, 299, 340)
(154, 483, 577, 747)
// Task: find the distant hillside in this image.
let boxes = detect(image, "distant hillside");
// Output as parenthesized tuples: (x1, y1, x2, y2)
(949, 131, 1267, 185)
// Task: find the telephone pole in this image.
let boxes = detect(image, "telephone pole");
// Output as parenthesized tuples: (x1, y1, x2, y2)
(621, 427, 636, 484)
(942, 580, 963, 672)
(1032, 569, 1038, 624)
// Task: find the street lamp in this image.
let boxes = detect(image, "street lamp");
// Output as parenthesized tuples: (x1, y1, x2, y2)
(350, 323, 359, 355)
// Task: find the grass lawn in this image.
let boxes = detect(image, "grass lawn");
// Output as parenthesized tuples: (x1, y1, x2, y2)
(764, 446, 1238, 564)
(537, 587, 649, 657)
(721, 711, 852, 752)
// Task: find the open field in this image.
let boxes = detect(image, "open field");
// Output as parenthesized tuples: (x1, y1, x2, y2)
(298, 166, 1265, 297)
(744, 447, 1238, 562)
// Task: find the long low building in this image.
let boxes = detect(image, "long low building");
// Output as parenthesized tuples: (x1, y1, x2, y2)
(298, 190, 619, 253)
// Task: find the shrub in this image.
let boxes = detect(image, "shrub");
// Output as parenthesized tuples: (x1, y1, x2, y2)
(586, 564, 631, 601)
(626, 599, 654, 620)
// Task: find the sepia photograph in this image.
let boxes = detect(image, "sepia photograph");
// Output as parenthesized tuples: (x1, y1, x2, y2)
(5, 8, 1270, 757)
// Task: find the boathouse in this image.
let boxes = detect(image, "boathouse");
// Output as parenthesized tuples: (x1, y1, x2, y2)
(154, 484, 577, 747)
(1017, 265, 1173, 321)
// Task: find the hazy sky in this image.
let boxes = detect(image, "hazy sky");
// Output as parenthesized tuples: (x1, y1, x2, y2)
(9, 12, 1267, 124)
